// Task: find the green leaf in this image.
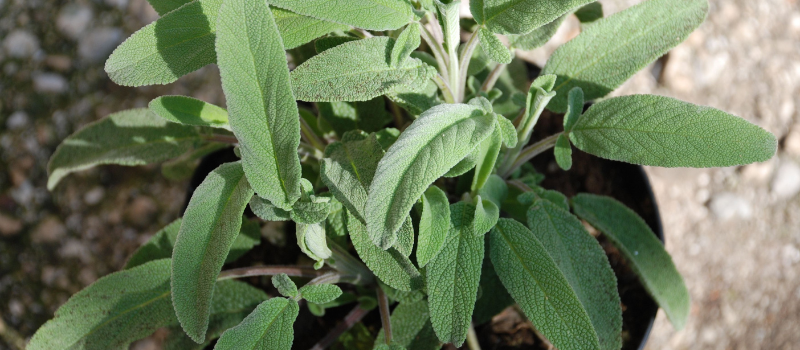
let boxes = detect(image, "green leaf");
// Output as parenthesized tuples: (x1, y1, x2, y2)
(469, 0, 485, 24)
(518, 187, 569, 211)
(478, 0, 594, 34)
(347, 211, 423, 292)
(272, 7, 350, 50)
(214, 298, 299, 350)
(150, 95, 230, 130)
(318, 97, 392, 136)
(162, 143, 229, 181)
(472, 236, 514, 325)
(217, 0, 302, 209)
(47, 108, 201, 190)
(472, 196, 499, 236)
(105, 0, 221, 86)
(378, 281, 425, 304)
(570, 95, 778, 167)
(442, 151, 478, 178)
(272, 274, 299, 298)
(563, 87, 584, 133)
(299, 284, 343, 304)
(427, 202, 485, 346)
(571, 193, 691, 330)
(574, 2, 603, 23)
(542, 0, 708, 112)
(527, 197, 622, 350)
(394, 216, 415, 257)
(416, 185, 450, 267)
(508, 14, 566, 50)
(315, 35, 359, 53)
(147, 0, 193, 15)
(267, 0, 414, 30)
(471, 128, 503, 191)
(296, 222, 332, 268)
(490, 218, 600, 350)
(478, 28, 512, 64)
(366, 103, 496, 249)
(516, 74, 556, 146)
(250, 196, 292, 221)
(477, 174, 508, 208)
(387, 79, 442, 116)
(554, 134, 572, 171)
(375, 128, 401, 151)
(291, 37, 437, 102)
(496, 114, 517, 147)
(391, 22, 421, 67)
(321, 131, 384, 223)
(375, 300, 440, 350)
(172, 161, 254, 343)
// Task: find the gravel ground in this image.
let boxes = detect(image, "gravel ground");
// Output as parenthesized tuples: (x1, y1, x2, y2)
(0, 0, 798, 349)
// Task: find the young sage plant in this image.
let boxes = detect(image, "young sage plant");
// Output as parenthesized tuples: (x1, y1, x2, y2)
(32, 0, 777, 349)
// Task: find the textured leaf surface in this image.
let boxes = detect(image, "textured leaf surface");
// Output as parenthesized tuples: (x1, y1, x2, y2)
(172, 162, 254, 342)
(217, 0, 301, 209)
(161, 143, 229, 180)
(527, 198, 621, 350)
(375, 300, 440, 350)
(391, 22, 421, 66)
(427, 203, 485, 346)
(214, 298, 298, 350)
(416, 186, 450, 267)
(267, 0, 414, 30)
(472, 197, 499, 236)
(347, 211, 423, 291)
(47, 108, 200, 190)
(250, 196, 292, 221)
(106, 0, 221, 86)
(387, 79, 441, 116)
(571, 193, 690, 330)
(479, 28, 512, 64)
(291, 37, 437, 102)
(473, 236, 514, 325)
(575, 2, 603, 23)
(147, 0, 193, 15)
(479, 0, 593, 34)
(272, 7, 349, 50)
(471, 128, 503, 191)
(318, 97, 392, 136)
(563, 87, 584, 133)
(299, 284, 343, 304)
(490, 218, 600, 350)
(570, 95, 777, 167)
(296, 222, 332, 268)
(366, 103, 495, 248)
(394, 216, 414, 257)
(508, 14, 566, 50)
(554, 134, 572, 170)
(272, 274, 299, 298)
(321, 131, 384, 223)
(150, 96, 230, 130)
(542, 0, 708, 112)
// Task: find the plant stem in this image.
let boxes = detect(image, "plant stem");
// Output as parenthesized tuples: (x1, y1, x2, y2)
(457, 29, 481, 102)
(205, 134, 238, 145)
(216, 265, 331, 281)
(420, 20, 449, 81)
(308, 304, 372, 350)
(499, 133, 561, 178)
(433, 74, 456, 104)
(299, 116, 326, 152)
(326, 238, 375, 286)
(480, 62, 507, 92)
(466, 322, 482, 350)
(377, 284, 393, 345)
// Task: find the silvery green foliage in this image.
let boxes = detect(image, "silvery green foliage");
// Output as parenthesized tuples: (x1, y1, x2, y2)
(37, 0, 778, 349)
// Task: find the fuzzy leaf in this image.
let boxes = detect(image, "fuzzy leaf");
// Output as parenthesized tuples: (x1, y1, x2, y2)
(347, 211, 423, 292)
(272, 7, 350, 50)
(299, 284, 343, 304)
(574, 2, 603, 23)
(162, 143, 229, 181)
(214, 298, 298, 350)
(527, 198, 622, 350)
(314, 35, 359, 53)
(471, 128, 503, 191)
(217, 0, 302, 209)
(394, 216, 415, 257)
(472, 197, 499, 236)
(571, 193, 691, 330)
(477, 175, 508, 208)
(473, 237, 514, 325)
(318, 97, 392, 136)
(250, 196, 292, 221)
(490, 218, 600, 350)
(391, 22, 421, 66)
(508, 14, 566, 50)
(147, 0, 193, 15)
(416, 185, 450, 267)
(172, 162, 254, 343)
(375, 300, 440, 350)
(554, 134, 573, 171)
(267, 0, 414, 30)
(291, 37, 437, 102)
(478, 28, 512, 64)
(542, 0, 708, 112)
(321, 131, 384, 223)
(496, 115, 517, 147)
(427, 202, 485, 346)
(563, 87, 584, 133)
(150, 96, 230, 130)
(478, 0, 594, 34)
(272, 274, 299, 298)
(296, 222, 332, 268)
(366, 103, 496, 249)
(386, 79, 442, 116)
(47, 108, 200, 190)
(570, 95, 777, 167)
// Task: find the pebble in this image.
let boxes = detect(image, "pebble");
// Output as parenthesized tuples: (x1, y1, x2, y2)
(740, 159, 775, 184)
(105, 0, 129, 10)
(709, 192, 753, 220)
(784, 127, 800, 157)
(6, 111, 29, 130)
(0, 213, 23, 236)
(83, 186, 105, 206)
(125, 196, 158, 227)
(771, 160, 800, 199)
(57, 4, 93, 40)
(45, 55, 72, 71)
(59, 238, 93, 264)
(2, 30, 40, 58)
(78, 27, 123, 63)
(33, 72, 69, 94)
(31, 216, 67, 244)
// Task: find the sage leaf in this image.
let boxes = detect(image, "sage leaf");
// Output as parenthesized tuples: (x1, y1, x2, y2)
(386, 79, 442, 116)
(472, 196, 499, 236)
(366, 103, 496, 249)
(296, 222, 332, 269)
(563, 87, 584, 133)
(478, 28, 512, 64)
(291, 37, 437, 102)
(147, 0, 192, 15)
(490, 218, 600, 350)
(394, 216, 415, 257)
(571, 193, 691, 330)
(471, 128, 503, 191)
(472, 237, 514, 325)
(267, 0, 414, 31)
(478, 0, 594, 34)
(320, 131, 384, 223)
(518, 187, 569, 211)
(214, 298, 299, 350)
(416, 185, 450, 267)
(272, 7, 349, 50)
(150, 95, 230, 130)
(574, 2, 603, 23)
(47, 108, 201, 190)
(554, 134, 572, 170)
(162, 143, 229, 181)
(391, 22, 421, 67)
(527, 198, 622, 350)
(318, 97, 392, 136)
(570, 95, 778, 167)
(427, 202, 485, 346)
(477, 174, 508, 208)
(106, 0, 221, 86)
(347, 211, 423, 292)
(314, 35, 359, 53)
(298, 284, 343, 304)
(375, 300, 440, 350)
(172, 161, 254, 343)
(250, 196, 292, 221)
(542, 0, 708, 112)
(217, 0, 302, 209)
(508, 14, 566, 50)
(272, 274, 299, 298)
(497, 114, 517, 147)
(443, 151, 478, 178)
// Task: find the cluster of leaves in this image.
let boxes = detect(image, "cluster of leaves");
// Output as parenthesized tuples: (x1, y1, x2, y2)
(33, 0, 776, 349)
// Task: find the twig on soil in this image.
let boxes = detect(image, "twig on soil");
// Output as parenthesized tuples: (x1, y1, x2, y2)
(217, 265, 332, 281)
(307, 303, 372, 350)
(377, 284, 393, 345)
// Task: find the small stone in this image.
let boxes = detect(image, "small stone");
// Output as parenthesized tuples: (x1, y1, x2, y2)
(708, 192, 752, 220)
(83, 187, 105, 205)
(3, 30, 40, 58)
(6, 111, 29, 130)
(78, 27, 123, 63)
(8, 299, 24, 318)
(57, 4, 93, 40)
(126, 196, 158, 227)
(782, 245, 800, 267)
(772, 161, 800, 199)
(0, 213, 22, 236)
(59, 238, 93, 264)
(105, 0, 129, 9)
(33, 72, 69, 94)
(784, 128, 800, 157)
(740, 159, 775, 184)
(31, 216, 67, 244)
(45, 55, 72, 71)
